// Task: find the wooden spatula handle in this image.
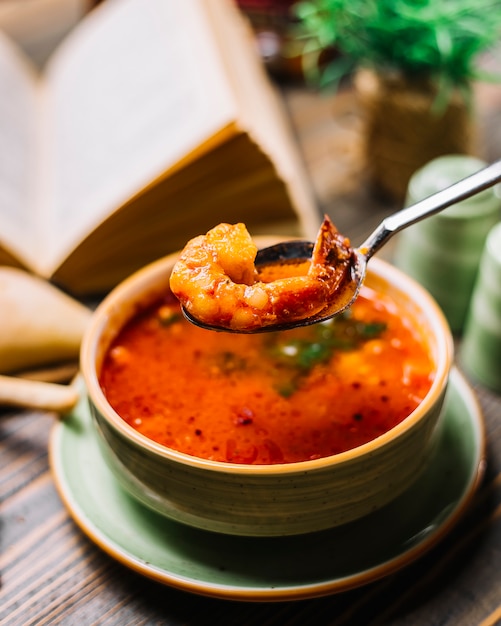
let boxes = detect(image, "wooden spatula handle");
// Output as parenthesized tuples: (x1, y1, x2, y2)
(0, 375, 79, 413)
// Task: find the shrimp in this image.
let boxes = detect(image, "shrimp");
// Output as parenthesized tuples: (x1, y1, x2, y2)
(169, 215, 355, 331)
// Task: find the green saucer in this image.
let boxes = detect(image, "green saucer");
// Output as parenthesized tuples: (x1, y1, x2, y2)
(49, 368, 485, 602)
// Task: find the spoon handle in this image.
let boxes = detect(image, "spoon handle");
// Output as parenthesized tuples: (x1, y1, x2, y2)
(360, 159, 501, 260)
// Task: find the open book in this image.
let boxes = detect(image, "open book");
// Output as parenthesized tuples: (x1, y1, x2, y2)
(0, 0, 320, 295)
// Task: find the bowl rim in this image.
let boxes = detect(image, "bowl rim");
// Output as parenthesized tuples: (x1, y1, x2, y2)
(80, 250, 454, 476)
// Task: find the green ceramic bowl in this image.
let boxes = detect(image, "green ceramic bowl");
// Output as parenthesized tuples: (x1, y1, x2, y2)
(80, 244, 453, 537)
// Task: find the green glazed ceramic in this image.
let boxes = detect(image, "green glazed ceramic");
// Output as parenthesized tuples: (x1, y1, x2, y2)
(49, 368, 485, 601)
(79, 246, 453, 537)
(460, 222, 501, 392)
(393, 155, 501, 333)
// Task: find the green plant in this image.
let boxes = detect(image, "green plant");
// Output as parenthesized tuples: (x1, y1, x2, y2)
(294, 0, 501, 103)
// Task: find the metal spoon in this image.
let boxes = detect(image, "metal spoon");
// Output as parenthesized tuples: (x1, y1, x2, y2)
(183, 159, 501, 333)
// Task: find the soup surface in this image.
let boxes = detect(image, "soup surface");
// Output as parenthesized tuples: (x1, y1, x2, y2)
(99, 286, 435, 464)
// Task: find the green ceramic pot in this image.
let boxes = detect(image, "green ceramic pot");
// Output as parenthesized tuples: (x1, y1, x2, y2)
(80, 246, 453, 536)
(460, 222, 501, 392)
(393, 155, 501, 334)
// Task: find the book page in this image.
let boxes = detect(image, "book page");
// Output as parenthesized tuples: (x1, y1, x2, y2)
(0, 33, 41, 267)
(39, 0, 238, 275)
(0, 0, 91, 68)
(206, 0, 321, 240)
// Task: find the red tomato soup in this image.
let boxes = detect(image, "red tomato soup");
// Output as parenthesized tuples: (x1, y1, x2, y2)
(99, 286, 435, 464)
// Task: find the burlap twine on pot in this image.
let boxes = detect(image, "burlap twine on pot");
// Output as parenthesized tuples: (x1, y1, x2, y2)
(355, 69, 478, 202)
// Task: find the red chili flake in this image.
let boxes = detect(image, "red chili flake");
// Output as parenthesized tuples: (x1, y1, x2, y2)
(353, 413, 363, 421)
(195, 429, 202, 436)
(235, 416, 253, 426)
(351, 382, 361, 389)
(234, 407, 254, 426)
(380, 395, 389, 402)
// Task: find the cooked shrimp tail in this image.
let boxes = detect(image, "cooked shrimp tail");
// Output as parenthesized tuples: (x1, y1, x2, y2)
(312, 214, 355, 297)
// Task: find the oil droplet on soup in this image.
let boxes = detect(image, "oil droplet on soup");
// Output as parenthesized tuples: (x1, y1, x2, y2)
(99, 286, 435, 464)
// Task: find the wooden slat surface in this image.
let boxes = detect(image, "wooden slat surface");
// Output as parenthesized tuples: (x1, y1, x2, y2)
(2, 82, 501, 626)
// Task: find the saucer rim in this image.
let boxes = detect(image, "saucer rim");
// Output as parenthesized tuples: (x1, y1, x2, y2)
(49, 367, 486, 602)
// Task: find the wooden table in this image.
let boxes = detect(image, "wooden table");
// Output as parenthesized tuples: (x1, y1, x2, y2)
(2, 82, 501, 626)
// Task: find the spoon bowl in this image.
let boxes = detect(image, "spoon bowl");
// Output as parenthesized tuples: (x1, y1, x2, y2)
(183, 240, 364, 333)
(182, 159, 501, 333)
